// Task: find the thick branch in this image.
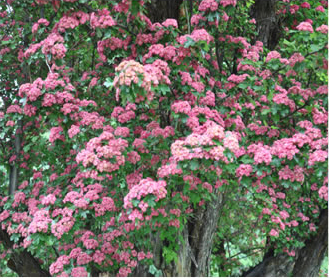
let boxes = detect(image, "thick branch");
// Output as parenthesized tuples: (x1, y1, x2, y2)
(0, 229, 50, 277)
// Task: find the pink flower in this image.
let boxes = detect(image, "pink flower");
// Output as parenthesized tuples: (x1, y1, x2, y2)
(266, 51, 281, 62)
(236, 164, 253, 177)
(162, 19, 178, 28)
(77, 252, 92, 265)
(269, 229, 279, 237)
(49, 127, 65, 143)
(279, 210, 290, 220)
(171, 101, 191, 114)
(318, 186, 328, 201)
(191, 14, 205, 26)
(315, 5, 325, 12)
(41, 194, 56, 205)
(316, 24, 328, 34)
(300, 2, 311, 8)
(227, 73, 249, 83)
(68, 125, 80, 138)
(71, 267, 88, 277)
(223, 132, 239, 152)
(191, 29, 214, 44)
(296, 21, 314, 32)
(6, 105, 22, 114)
(220, 0, 237, 7)
(308, 150, 328, 166)
(254, 147, 272, 165)
(199, 0, 218, 12)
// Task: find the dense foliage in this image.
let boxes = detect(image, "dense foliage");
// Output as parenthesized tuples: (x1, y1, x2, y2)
(0, 0, 327, 276)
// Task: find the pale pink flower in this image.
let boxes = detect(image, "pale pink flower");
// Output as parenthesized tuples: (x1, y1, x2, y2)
(269, 229, 279, 237)
(296, 21, 314, 32)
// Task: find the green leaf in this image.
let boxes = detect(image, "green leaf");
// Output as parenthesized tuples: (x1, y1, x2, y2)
(190, 160, 199, 171)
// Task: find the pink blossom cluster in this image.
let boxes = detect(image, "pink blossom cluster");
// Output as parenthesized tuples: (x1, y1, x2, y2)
(312, 108, 328, 125)
(199, 90, 215, 106)
(41, 33, 66, 59)
(70, 267, 88, 277)
(171, 101, 191, 114)
(68, 125, 80, 138)
(12, 192, 26, 208)
(278, 165, 304, 183)
(6, 105, 22, 114)
(41, 194, 57, 206)
(288, 53, 305, 67)
(90, 9, 116, 29)
(187, 106, 225, 132)
(51, 215, 75, 239)
(157, 160, 183, 178)
(57, 11, 89, 32)
(247, 143, 272, 165)
(143, 44, 177, 62)
(97, 37, 129, 62)
(124, 178, 167, 210)
(0, 210, 10, 222)
(23, 43, 40, 58)
(296, 21, 314, 32)
(78, 111, 105, 129)
(308, 150, 327, 166)
(27, 209, 52, 234)
(271, 138, 299, 160)
(114, 59, 171, 103)
(247, 122, 269, 135)
(191, 14, 206, 26)
(316, 24, 328, 34)
(236, 164, 253, 177)
(269, 228, 279, 237)
(226, 35, 250, 49)
(32, 18, 49, 34)
(227, 73, 249, 84)
(170, 122, 237, 163)
(49, 126, 65, 143)
(76, 131, 128, 173)
(199, 0, 218, 12)
(93, 197, 115, 216)
(220, 0, 237, 7)
(178, 29, 214, 45)
(266, 51, 281, 62)
(162, 19, 178, 28)
(273, 92, 296, 111)
(49, 255, 70, 275)
(318, 186, 328, 201)
(111, 105, 136, 124)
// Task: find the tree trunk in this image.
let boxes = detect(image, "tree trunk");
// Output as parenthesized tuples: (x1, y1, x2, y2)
(0, 229, 50, 277)
(250, 0, 282, 50)
(292, 209, 328, 277)
(146, 0, 184, 23)
(243, 209, 328, 277)
(161, 189, 224, 277)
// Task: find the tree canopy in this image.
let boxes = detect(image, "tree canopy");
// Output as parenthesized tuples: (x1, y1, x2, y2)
(0, 0, 327, 277)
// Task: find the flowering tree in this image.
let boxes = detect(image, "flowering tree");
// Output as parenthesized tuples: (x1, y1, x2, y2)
(0, 0, 327, 277)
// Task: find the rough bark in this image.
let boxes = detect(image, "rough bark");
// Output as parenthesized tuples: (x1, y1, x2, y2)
(161, 190, 224, 277)
(292, 209, 328, 277)
(0, 229, 50, 277)
(243, 209, 328, 277)
(250, 0, 282, 50)
(146, 0, 184, 23)
(8, 120, 22, 195)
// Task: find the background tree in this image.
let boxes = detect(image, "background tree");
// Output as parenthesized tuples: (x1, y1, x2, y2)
(0, 0, 327, 277)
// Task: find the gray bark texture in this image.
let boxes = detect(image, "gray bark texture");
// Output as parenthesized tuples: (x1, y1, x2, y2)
(250, 0, 282, 50)
(0, 229, 50, 277)
(243, 209, 328, 277)
(160, 189, 224, 277)
(146, 0, 184, 23)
